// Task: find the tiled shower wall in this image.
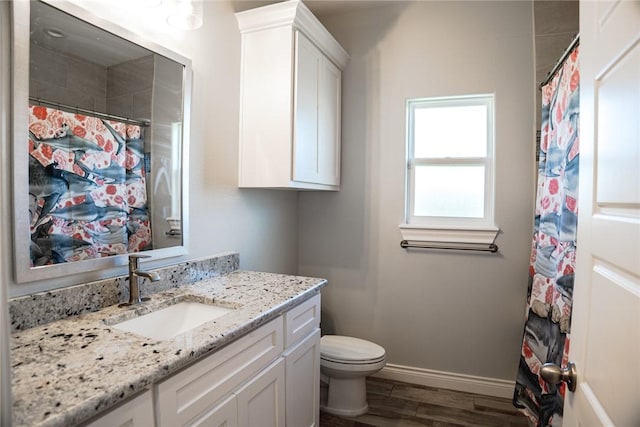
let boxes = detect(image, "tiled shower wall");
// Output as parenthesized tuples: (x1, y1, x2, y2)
(29, 42, 153, 120)
(106, 55, 154, 121)
(533, 0, 579, 129)
(30, 42, 108, 112)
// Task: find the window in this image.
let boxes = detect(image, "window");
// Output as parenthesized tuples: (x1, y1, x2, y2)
(401, 94, 498, 244)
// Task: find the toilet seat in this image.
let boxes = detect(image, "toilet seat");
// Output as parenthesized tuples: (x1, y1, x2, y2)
(320, 335, 386, 364)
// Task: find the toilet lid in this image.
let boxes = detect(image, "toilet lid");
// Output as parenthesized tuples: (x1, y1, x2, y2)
(320, 335, 386, 363)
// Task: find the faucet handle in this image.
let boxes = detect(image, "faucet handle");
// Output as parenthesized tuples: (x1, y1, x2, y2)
(128, 253, 151, 270)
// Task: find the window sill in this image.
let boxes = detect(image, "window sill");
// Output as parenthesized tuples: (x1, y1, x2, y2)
(398, 224, 499, 245)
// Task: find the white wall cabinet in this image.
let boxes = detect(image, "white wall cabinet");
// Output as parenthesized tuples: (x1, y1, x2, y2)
(236, 0, 349, 191)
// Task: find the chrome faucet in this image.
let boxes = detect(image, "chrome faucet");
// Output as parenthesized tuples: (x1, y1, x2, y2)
(125, 254, 160, 306)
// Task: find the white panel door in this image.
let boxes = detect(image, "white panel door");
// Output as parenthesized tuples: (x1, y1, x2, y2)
(566, 1, 640, 425)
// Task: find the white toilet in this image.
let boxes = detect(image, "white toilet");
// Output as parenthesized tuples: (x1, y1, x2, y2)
(319, 335, 386, 417)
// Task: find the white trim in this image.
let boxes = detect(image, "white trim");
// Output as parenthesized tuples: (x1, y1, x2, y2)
(373, 363, 515, 399)
(1, 2, 12, 423)
(398, 224, 499, 245)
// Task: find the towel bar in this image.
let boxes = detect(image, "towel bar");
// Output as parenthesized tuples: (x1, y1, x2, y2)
(400, 240, 498, 253)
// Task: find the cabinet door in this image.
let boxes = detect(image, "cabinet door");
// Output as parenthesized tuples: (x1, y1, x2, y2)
(236, 358, 285, 427)
(190, 394, 238, 427)
(156, 317, 283, 427)
(87, 389, 154, 427)
(293, 31, 341, 187)
(317, 55, 341, 186)
(284, 329, 320, 427)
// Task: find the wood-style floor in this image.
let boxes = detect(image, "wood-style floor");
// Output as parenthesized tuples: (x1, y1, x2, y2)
(319, 377, 531, 427)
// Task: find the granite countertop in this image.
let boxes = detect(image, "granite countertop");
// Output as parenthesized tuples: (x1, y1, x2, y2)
(11, 270, 326, 427)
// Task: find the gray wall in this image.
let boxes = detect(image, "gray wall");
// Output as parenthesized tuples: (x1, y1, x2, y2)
(8, 1, 299, 298)
(299, 1, 535, 382)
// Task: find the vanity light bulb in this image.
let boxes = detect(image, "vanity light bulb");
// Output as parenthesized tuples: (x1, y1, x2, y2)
(167, 0, 203, 30)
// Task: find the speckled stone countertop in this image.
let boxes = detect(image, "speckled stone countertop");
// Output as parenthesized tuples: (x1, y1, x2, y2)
(11, 270, 326, 427)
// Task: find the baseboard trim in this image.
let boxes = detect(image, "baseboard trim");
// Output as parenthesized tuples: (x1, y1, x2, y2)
(373, 363, 516, 399)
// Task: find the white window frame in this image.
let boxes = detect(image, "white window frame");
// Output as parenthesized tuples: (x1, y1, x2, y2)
(400, 94, 499, 245)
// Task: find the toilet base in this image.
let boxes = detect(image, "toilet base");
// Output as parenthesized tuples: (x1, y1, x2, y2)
(320, 376, 369, 417)
(320, 402, 369, 417)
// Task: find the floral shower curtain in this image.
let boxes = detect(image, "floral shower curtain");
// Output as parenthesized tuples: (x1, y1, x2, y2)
(513, 45, 579, 426)
(28, 105, 152, 266)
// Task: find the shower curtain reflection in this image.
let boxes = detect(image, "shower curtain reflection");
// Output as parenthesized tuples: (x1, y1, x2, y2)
(28, 105, 152, 266)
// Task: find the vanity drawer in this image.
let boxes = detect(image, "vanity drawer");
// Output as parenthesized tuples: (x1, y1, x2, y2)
(284, 294, 320, 348)
(155, 316, 283, 426)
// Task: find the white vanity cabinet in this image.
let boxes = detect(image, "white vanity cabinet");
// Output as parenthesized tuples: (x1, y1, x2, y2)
(236, 0, 349, 191)
(236, 358, 286, 426)
(154, 316, 284, 426)
(190, 359, 285, 427)
(152, 294, 321, 427)
(86, 389, 155, 427)
(283, 294, 321, 427)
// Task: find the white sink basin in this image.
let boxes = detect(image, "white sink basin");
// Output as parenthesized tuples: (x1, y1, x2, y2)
(112, 302, 234, 340)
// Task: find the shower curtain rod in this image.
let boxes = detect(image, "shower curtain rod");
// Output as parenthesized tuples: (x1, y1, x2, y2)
(538, 33, 580, 89)
(28, 96, 150, 127)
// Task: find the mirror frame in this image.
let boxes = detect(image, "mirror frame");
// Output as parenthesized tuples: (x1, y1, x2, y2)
(11, 0, 191, 283)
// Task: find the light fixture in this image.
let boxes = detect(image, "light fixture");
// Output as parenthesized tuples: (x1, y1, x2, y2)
(167, 0, 203, 30)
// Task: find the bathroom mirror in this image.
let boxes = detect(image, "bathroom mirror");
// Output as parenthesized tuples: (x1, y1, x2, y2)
(11, 0, 191, 282)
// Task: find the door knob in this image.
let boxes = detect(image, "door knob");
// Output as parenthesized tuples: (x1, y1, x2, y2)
(540, 362, 577, 392)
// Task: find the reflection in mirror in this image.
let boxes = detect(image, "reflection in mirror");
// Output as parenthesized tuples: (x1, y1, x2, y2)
(13, 0, 191, 282)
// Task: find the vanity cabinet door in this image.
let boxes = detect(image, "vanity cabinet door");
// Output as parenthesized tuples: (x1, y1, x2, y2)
(284, 328, 321, 427)
(155, 317, 283, 426)
(236, 358, 286, 427)
(293, 31, 341, 187)
(180, 356, 286, 427)
(189, 394, 238, 427)
(87, 389, 154, 427)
